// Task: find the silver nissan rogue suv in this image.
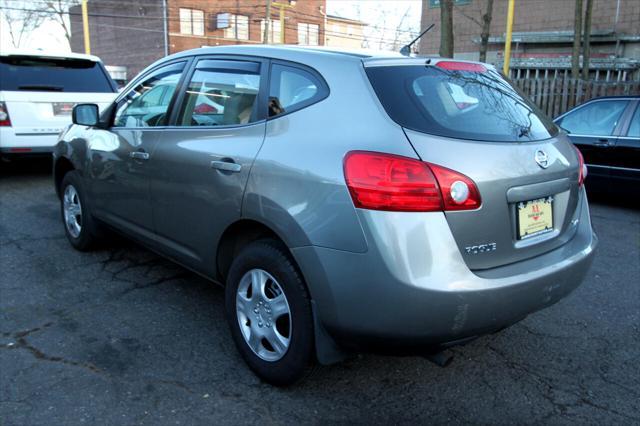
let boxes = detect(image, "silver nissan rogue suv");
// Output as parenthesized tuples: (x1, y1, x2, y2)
(53, 46, 597, 385)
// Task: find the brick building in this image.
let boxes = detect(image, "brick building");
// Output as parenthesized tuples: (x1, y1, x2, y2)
(71, 0, 326, 80)
(418, 0, 640, 80)
(70, 0, 166, 78)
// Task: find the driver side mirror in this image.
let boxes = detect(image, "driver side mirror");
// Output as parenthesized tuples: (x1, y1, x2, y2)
(72, 103, 99, 126)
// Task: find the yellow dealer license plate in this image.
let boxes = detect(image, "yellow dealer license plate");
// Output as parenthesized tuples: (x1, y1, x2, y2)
(517, 197, 553, 240)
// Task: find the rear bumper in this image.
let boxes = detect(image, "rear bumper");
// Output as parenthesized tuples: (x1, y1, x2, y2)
(293, 189, 597, 352)
(0, 128, 58, 152)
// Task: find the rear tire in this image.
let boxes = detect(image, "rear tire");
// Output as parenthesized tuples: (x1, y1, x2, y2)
(225, 239, 315, 386)
(60, 171, 102, 251)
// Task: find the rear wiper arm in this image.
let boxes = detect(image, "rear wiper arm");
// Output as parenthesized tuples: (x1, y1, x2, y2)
(18, 84, 64, 92)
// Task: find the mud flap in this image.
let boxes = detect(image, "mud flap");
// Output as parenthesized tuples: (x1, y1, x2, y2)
(311, 300, 346, 365)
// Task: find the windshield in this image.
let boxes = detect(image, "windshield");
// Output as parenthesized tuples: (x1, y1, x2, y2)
(366, 64, 558, 142)
(0, 55, 115, 93)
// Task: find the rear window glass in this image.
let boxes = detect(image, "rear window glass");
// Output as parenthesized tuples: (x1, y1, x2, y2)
(366, 64, 558, 142)
(0, 55, 115, 93)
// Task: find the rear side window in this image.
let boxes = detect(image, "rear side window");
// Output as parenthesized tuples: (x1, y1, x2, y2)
(0, 55, 114, 93)
(268, 63, 326, 118)
(365, 64, 558, 142)
(558, 100, 628, 136)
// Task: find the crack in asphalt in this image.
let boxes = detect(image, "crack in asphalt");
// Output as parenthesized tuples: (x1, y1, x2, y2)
(0, 235, 66, 256)
(0, 322, 102, 375)
(94, 249, 189, 298)
(486, 344, 640, 422)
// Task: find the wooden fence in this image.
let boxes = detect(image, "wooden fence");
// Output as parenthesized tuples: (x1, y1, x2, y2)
(512, 78, 640, 118)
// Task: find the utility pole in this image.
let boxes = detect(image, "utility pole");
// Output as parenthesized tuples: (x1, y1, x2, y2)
(272, 1, 295, 44)
(582, 0, 593, 80)
(81, 0, 91, 54)
(439, 0, 454, 58)
(263, 0, 271, 44)
(502, 0, 515, 75)
(162, 0, 169, 56)
(571, 0, 582, 79)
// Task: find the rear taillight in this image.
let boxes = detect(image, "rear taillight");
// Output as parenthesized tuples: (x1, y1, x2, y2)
(574, 146, 587, 186)
(343, 151, 481, 212)
(428, 163, 482, 211)
(0, 102, 11, 126)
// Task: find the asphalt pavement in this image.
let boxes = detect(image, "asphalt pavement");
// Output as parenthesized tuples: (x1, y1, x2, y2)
(1, 158, 639, 425)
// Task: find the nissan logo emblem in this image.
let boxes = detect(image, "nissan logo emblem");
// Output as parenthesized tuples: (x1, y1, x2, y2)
(535, 150, 549, 169)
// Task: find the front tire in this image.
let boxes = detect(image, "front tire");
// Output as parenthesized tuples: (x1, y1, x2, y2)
(60, 171, 102, 251)
(225, 239, 315, 386)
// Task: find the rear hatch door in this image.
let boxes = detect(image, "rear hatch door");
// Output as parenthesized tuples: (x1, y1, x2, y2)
(403, 129, 581, 270)
(365, 59, 582, 270)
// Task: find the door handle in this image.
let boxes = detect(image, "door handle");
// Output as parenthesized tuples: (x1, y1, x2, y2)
(211, 160, 242, 173)
(594, 139, 611, 147)
(130, 151, 150, 160)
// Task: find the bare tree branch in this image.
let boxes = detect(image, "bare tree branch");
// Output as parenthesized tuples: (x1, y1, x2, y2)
(43, 0, 80, 45)
(0, 0, 46, 48)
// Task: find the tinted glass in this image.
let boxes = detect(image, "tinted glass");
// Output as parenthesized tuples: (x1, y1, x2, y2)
(269, 64, 323, 117)
(626, 104, 639, 138)
(559, 100, 628, 136)
(366, 65, 558, 142)
(114, 62, 185, 127)
(177, 65, 260, 126)
(0, 55, 114, 92)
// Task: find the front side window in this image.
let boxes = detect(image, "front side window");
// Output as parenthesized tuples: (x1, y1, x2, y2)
(113, 62, 185, 128)
(224, 14, 249, 40)
(268, 64, 325, 118)
(177, 62, 260, 126)
(297, 23, 319, 45)
(559, 100, 629, 136)
(180, 8, 204, 36)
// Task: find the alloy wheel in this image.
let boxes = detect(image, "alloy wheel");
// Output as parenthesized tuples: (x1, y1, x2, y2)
(63, 184, 83, 238)
(236, 268, 292, 362)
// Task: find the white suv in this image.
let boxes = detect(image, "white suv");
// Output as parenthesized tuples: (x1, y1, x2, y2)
(0, 50, 117, 157)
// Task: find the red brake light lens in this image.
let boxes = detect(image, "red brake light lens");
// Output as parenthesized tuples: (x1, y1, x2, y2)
(574, 146, 587, 186)
(0, 102, 11, 127)
(436, 61, 487, 72)
(343, 151, 481, 212)
(344, 151, 442, 211)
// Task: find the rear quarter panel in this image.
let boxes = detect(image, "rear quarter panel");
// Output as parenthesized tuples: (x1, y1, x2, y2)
(243, 55, 418, 253)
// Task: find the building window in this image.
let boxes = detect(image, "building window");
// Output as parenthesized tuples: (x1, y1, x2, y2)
(223, 14, 249, 40)
(346, 24, 354, 36)
(260, 19, 282, 43)
(179, 8, 204, 36)
(298, 23, 319, 46)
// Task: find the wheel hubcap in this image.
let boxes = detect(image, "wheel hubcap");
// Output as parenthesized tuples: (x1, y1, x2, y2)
(236, 268, 291, 362)
(63, 185, 82, 238)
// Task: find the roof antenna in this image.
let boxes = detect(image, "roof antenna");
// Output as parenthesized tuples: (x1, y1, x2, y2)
(400, 24, 435, 57)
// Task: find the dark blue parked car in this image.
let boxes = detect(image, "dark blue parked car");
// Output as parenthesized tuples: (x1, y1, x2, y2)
(555, 96, 639, 194)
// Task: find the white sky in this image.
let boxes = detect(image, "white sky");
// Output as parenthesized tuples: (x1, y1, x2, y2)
(0, 0, 424, 53)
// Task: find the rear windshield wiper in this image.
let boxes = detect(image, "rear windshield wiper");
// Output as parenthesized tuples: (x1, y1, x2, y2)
(18, 84, 64, 92)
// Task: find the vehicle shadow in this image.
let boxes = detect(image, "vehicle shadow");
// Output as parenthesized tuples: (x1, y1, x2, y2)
(587, 187, 640, 210)
(0, 155, 53, 177)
